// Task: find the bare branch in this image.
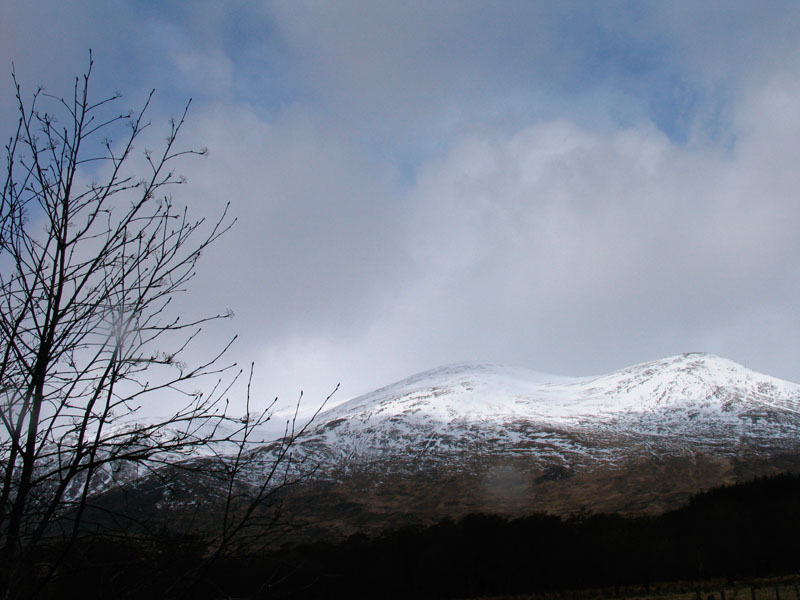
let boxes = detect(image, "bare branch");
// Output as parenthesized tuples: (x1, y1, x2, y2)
(0, 55, 312, 599)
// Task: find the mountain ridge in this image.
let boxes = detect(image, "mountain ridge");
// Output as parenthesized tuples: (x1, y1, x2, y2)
(92, 353, 800, 541)
(247, 352, 800, 538)
(292, 352, 800, 471)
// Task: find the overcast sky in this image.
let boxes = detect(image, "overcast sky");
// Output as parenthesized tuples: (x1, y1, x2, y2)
(3, 2, 800, 417)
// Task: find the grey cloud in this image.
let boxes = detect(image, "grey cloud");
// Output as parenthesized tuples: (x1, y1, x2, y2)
(347, 72, 800, 387)
(265, 1, 800, 152)
(174, 104, 407, 362)
(209, 62, 800, 409)
(4, 2, 800, 414)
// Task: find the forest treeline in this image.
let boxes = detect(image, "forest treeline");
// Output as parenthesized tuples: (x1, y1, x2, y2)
(30, 472, 800, 599)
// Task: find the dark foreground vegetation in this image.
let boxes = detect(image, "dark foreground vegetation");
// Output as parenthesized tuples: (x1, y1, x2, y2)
(19, 472, 800, 599)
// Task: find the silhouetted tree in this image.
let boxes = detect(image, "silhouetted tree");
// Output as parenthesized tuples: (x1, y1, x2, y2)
(0, 53, 328, 599)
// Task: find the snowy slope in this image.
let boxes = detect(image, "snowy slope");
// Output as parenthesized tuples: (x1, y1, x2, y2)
(90, 353, 800, 530)
(293, 353, 800, 471)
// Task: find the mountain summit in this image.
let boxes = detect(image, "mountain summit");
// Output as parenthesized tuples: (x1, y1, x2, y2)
(269, 353, 800, 536)
(299, 352, 800, 468)
(101, 354, 800, 540)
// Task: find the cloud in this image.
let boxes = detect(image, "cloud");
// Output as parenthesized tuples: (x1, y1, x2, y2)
(377, 66, 800, 382)
(156, 102, 409, 404)
(263, 1, 800, 156)
(4, 2, 800, 415)
(249, 64, 800, 408)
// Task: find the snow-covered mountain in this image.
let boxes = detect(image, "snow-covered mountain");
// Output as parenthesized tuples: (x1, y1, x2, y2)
(293, 352, 800, 472)
(243, 353, 800, 535)
(101, 353, 800, 538)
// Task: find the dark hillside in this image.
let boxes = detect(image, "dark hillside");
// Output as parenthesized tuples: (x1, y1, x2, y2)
(32, 472, 800, 599)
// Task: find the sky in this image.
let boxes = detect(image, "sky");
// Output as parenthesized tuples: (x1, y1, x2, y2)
(3, 2, 800, 419)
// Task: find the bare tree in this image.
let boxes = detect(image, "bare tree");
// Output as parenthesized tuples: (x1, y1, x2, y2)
(0, 54, 315, 598)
